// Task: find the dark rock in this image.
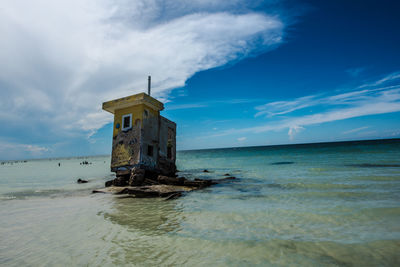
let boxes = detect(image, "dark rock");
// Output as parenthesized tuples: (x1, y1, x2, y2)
(132, 167, 146, 175)
(116, 169, 130, 176)
(271, 161, 294, 165)
(77, 178, 88, 184)
(223, 173, 230, 176)
(114, 185, 191, 198)
(141, 168, 159, 180)
(113, 176, 128, 186)
(92, 189, 106, 193)
(143, 178, 158, 185)
(105, 180, 114, 187)
(158, 175, 185, 185)
(158, 157, 177, 176)
(129, 173, 145, 186)
(203, 169, 209, 173)
(184, 179, 211, 188)
(128, 167, 146, 186)
(118, 187, 160, 197)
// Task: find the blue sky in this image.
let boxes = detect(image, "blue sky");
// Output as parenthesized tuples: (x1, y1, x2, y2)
(0, 0, 400, 159)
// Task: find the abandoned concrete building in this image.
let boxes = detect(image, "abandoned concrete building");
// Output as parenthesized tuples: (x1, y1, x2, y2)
(102, 89, 176, 176)
(98, 79, 234, 193)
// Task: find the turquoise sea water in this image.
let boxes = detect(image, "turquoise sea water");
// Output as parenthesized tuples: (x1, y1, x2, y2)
(0, 139, 399, 266)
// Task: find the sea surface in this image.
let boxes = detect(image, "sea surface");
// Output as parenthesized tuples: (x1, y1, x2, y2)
(0, 139, 399, 266)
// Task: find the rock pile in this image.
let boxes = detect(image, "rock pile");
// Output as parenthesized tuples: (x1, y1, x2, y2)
(95, 167, 236, 199)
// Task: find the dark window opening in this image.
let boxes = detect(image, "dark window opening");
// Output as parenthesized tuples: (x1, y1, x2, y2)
(167, 146, 172, 159)
(147, 145, 153, 157)
(122, 114, 131, 130)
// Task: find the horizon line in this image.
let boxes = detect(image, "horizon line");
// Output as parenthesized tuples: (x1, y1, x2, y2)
(1, 137, 399, 162)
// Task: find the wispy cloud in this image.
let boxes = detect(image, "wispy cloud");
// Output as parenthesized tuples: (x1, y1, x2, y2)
(255, 95, 318, 117)
(255, 72, 400, 119)
(167, 103, 209, 111)
(211, 71, 400, 140)
(358, 72, 400, 89)
(342, 126, 369, 135)
(237, 137, 247, 141)
(167, 98, 259, 110)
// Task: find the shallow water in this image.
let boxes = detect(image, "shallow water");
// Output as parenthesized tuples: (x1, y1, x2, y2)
(1, 139, 400, 266)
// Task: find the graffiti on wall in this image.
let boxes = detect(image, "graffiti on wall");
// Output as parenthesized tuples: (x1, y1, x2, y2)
(111, 121, 141, 168)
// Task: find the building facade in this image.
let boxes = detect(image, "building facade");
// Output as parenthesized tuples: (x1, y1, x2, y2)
(102, 93, 176, 175)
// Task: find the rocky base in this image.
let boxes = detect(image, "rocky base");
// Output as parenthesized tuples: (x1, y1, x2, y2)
(95, 167, 236, 199)
(93, 185, 193, 199)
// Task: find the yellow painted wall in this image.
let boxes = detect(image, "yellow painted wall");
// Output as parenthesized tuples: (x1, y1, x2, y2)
(113, 104, 160, 136)
(113, 104, 144, 137)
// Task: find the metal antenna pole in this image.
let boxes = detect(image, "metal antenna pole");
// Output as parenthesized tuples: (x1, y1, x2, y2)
(148, 76, 151, 95)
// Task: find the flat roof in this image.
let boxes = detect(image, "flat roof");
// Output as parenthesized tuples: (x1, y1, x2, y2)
(102, 93, 164, 114)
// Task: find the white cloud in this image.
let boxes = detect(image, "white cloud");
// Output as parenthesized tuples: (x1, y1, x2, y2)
(167, 103, 208, 111)
(358, 72, 400, 89)
(255, 95, 318, 117)
(0, 0, 285, 145)
(24, 145, 49, 154)
(167, 98, 258, 110)
(253, 91, 400, 137)
(342, 126, 369, 135)
(237, 137, 247, 141)
(288, 125, 304, 140)
(210, 72, 400, 140)
(0, 142, 49, 159)
(255, 72, 400, 119)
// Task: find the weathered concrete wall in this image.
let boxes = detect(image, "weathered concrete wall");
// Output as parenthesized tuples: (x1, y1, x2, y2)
(158, 116, 176, 175)
(140, 107, 159, 169)
(111, 104, 144, 169)
(111, 119, 141, 169)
